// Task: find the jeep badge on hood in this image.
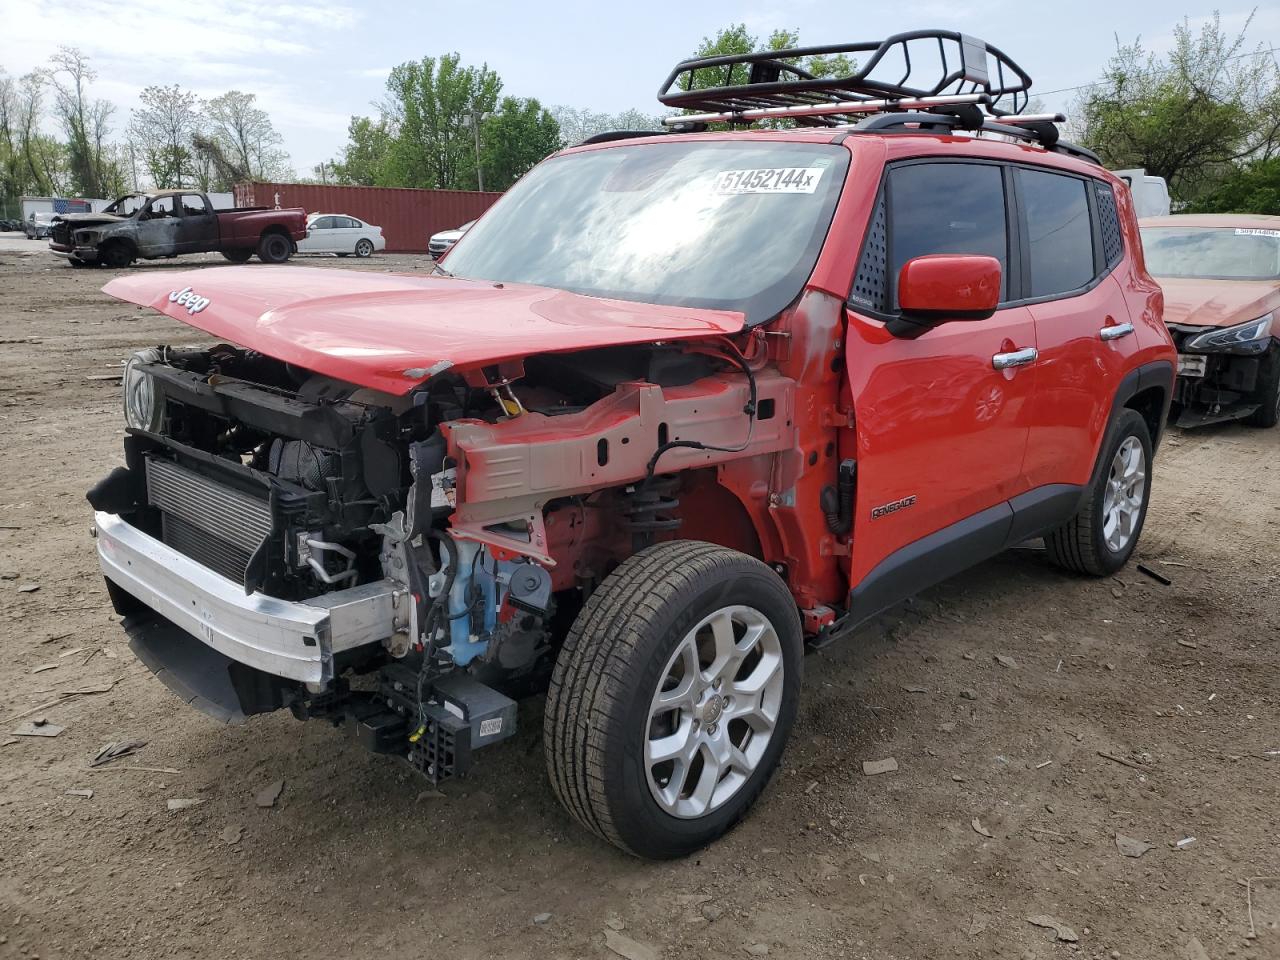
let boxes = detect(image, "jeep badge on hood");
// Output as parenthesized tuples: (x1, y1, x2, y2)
(168, 286, 210, 315)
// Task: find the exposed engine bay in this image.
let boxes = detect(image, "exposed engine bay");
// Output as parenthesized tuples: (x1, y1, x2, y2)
(89, 338, 793, 783)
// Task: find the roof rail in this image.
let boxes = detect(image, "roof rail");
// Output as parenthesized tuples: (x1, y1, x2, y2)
(659, 30, 1032, 123)
(850, 110, 1102, 165)
(578, 130, 669, 146)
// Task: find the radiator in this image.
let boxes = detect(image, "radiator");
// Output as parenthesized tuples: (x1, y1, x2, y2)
(145, 457, 272, 583)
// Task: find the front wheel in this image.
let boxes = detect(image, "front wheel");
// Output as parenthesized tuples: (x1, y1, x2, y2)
(256, 232, 291, 263)
(1045, 408, 1152, 576)
(544, 540, 802, 859)
(354, 238, 374, 258)
(99, 242, 133, 269)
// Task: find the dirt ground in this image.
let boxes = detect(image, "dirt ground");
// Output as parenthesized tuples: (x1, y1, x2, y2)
(0, 236, 1277, 960)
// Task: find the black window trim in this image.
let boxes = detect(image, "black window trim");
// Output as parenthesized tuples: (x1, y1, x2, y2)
(848, 155, 1125, 319)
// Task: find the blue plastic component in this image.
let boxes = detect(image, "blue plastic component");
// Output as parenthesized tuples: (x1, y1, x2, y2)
(439, 538, 548, 667)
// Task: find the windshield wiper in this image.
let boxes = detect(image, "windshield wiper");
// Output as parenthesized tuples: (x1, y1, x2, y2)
(431, 262, 454, 278)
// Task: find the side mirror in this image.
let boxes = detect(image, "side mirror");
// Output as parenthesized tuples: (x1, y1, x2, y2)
(887, 254, 1002, 338)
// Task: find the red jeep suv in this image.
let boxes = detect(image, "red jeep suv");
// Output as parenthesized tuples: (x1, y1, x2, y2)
(88, 31, 1174, 859)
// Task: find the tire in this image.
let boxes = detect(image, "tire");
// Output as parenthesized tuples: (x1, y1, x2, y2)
(354, 238, 374, 258)
(220, 248, 253, 264)
(1045, 408, 1153, 576)
(545, 540, 802, 859)
(1244, 346, 1280, 428)
(256, 232, 291, 263)
(99, 242, 133, 269)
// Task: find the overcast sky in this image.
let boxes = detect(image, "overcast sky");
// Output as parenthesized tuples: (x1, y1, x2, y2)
(2, 0, 1277, 175)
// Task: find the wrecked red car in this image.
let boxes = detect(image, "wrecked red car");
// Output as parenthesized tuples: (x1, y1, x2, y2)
(89, 32, 1174, 858)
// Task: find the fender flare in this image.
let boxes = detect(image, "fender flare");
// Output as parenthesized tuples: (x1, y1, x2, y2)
(1106, 358, 1175, 452)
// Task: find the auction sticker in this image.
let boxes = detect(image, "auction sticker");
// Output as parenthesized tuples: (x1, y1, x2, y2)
(1235, 228, 1280, 237)
(714, 167, 825, 195)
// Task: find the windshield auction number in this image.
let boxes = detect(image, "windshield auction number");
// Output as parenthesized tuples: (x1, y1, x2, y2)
(714, 167, 825, 195)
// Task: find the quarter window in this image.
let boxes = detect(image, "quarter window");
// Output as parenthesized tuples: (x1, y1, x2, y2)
(886, 163, 1009, 307)
(1017, 168, 1095, 298)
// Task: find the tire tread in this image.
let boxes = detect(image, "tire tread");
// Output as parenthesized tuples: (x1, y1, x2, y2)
(544, 540, 786, 855)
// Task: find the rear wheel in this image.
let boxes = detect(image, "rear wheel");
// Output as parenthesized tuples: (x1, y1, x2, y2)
(1045, 408, 1152, 576)
(1245, 346, 1280, 428)
(545, 540, 802, 859)
(256, 232, 291, 263)
(220, 248, 253, 264)
(354, 238, 374, 258)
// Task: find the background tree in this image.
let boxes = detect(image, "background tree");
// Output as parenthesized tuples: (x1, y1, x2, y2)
(129, 84, 201, 188)
(327, 54, 561, 190)
(1075, 13, 1280, 204)
(478, 96, 560, 190)
(46, 47, 119, 198)
(204, 91, 291, 186)
(549, 105, 665, 147)
(681, 24, 854, 92)
(1189, 156, 1280, 213)
(381, 53, 501, 189)
(327, 116, 392, 185)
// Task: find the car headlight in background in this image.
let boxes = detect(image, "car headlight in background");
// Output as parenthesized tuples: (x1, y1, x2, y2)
(123, 348, 165, 431)
(1184, 313, 1274, 355)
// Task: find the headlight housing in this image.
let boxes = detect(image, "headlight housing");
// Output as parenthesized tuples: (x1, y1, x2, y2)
(1184, 313, 1274, 355)
(122, 348, 165, 431)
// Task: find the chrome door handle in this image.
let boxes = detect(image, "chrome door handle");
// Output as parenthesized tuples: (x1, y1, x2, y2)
(992, 346, 1037, 369)
(1100, 322, 1135, 341)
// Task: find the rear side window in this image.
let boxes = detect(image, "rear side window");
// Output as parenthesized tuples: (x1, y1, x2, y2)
(1017, 168, 1095, 298)
(1094, 182, 1124, 266)
(886, 163, 1009, 307)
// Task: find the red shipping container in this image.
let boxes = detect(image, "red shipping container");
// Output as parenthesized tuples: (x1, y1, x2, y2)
(233, 182, 503, 253)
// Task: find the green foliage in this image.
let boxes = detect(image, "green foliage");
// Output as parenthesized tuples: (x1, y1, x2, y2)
(328, 53, 561, 191)
(329, 116, 392, 186)
(680, 23, 854, 91)
(1188, 157, 1280, 215)
(46, 48, 121, 198)
(478, 97, 561, 191)
(380, 53, 501, 189)
(1075, 13, 1280, 205)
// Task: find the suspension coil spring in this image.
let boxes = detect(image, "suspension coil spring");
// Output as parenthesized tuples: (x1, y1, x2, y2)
(621, 476, 683, 534)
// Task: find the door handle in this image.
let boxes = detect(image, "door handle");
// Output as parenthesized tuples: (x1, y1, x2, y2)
(1100, 322, 1135, 341)
(992, 346, 1037, 369)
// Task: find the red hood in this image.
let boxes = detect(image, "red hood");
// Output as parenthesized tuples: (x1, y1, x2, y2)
(102, 267, 745, 395)
(1158, 276, 1280, 329)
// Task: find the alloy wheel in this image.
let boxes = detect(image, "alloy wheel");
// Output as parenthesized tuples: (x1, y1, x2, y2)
(644, 605, 784, 819)
(1102, 436, 1146, 552)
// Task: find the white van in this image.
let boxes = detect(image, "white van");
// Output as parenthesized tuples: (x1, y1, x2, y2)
(1113, 169, 1171, 218)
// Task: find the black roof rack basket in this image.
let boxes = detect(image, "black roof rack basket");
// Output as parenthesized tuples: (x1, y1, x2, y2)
(658, 30, 1032, 124)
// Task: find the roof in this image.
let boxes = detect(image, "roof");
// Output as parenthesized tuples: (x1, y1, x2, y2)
(1140, 213, 1280, 229)
(566, 126, 1107, 176)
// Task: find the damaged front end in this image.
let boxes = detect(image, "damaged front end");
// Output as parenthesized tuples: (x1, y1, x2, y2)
(89, 344, 564, 781)
(90, 332, 793, 784)
(1168, 314, 1278, 427)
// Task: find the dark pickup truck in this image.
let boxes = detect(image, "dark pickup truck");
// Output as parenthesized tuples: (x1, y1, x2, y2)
(49, 190, 308, 268)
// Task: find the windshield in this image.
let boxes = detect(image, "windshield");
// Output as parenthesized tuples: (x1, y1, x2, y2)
(1141, 226, 1280, 281)
(105, 194, 149, 216)
(443, 140, 849, 324)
